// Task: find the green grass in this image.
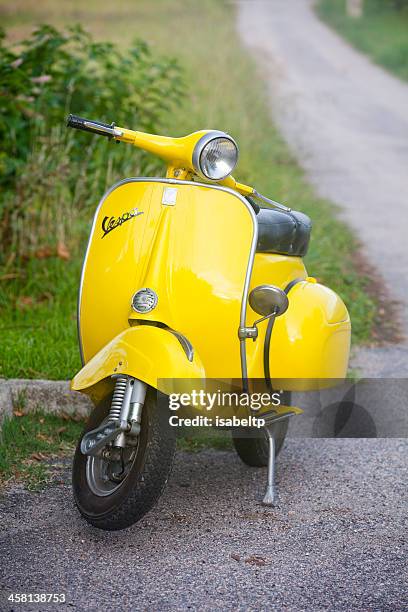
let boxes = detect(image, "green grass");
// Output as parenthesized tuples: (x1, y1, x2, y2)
(0, 411, 84, 490)
(0, 0, 377, 380)
(317, 0, 408, 81)
(0, 257, 83, 379)
(177, 428, 232, 452)
(0, 410, 231, 489)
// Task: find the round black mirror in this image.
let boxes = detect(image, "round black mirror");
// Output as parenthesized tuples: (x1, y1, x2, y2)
(249, 285, 289, 317)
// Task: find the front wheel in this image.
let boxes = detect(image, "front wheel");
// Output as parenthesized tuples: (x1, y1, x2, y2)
(72, 387, 176, 531)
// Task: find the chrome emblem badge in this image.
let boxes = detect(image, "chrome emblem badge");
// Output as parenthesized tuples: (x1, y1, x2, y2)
(131, 288, 158, 314)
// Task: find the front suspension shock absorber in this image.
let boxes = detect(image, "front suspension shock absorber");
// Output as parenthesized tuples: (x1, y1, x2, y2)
(108, 375, 129, 421)
(81, 376, 146, 456)
(108, 376, 147, 448)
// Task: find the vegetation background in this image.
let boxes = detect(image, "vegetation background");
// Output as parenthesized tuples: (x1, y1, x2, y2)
(317, 0, 408, 82)
(2, 0, 404, 379)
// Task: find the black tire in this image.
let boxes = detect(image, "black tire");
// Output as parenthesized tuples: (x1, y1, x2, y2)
(232, 420, 289, 467)
(72, 387, 176, 531)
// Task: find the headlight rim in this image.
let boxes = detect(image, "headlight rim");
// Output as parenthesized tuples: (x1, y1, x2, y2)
(192, 130, 239, 181)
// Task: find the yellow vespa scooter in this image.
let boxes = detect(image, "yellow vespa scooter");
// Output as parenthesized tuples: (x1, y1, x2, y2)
(68, 114, 350, 531)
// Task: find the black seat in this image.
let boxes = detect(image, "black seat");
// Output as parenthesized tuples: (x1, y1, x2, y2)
(255, 207, 312, 257)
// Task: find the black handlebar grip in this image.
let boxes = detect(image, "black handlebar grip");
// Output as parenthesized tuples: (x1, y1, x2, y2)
(66, 114, 117, 138)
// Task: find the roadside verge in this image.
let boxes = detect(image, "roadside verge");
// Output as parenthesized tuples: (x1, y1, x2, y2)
(0, 379, 91, 426)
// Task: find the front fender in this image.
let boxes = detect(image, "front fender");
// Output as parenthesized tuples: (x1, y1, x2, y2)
(71, 326, 205, 401)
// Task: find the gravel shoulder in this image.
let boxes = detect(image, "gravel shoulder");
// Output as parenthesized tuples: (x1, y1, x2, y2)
(236, 0, 408, 375)
(0, 442, 406, 611)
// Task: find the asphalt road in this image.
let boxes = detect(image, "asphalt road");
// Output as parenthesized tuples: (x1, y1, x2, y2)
(0, 441, 406, 611)
(237, 0, 408, 376)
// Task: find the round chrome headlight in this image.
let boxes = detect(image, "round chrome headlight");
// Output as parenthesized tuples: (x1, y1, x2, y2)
(192, 131, 238, 181)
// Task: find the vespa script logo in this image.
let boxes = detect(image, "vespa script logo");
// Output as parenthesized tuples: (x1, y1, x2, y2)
(101, 207, 144, 238)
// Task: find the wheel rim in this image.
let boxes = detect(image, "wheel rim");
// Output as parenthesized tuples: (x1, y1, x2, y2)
(86, 440, 139, 497)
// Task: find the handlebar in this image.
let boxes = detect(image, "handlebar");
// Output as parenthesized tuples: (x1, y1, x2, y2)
(67, 114, 120, 139)
(66, 114, 255, 197)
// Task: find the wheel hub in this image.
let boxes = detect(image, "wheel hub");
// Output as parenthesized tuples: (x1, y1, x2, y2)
(86, 441, 138, 496)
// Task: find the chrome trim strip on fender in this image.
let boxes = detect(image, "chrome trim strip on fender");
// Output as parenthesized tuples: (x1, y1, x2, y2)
(169, 329, 194, 362)
(77, 178, 258, 385)
(129, 320, 195, 363)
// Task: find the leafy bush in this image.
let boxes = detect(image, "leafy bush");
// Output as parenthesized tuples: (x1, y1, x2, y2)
(0, 25, 183, 263)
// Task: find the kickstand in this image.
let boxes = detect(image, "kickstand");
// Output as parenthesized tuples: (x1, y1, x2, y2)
(262, 424, 277, 506)
(259, 409, 299, 507)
